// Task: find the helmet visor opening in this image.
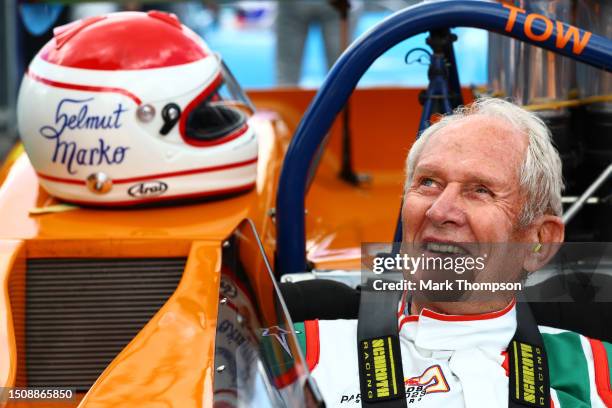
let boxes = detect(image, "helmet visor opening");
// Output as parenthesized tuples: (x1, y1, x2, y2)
(184, 59, 254, 143)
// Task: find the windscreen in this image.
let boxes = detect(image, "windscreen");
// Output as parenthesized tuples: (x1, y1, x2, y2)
(213, 219, 323, 408)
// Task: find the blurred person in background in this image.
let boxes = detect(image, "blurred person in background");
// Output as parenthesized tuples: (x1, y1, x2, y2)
(275, 0, 353, 86)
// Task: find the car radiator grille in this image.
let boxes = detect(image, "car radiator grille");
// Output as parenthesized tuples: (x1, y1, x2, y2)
(26, 258, 186, 391)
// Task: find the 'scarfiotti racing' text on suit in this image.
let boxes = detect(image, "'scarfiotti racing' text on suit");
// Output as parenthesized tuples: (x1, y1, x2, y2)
(294, 298, 612, 407)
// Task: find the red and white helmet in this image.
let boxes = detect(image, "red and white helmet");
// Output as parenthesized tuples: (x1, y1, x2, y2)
(17, 11, 257, 206)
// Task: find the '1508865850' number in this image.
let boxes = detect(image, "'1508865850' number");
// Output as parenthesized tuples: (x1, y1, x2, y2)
(0, 387, 75, 401)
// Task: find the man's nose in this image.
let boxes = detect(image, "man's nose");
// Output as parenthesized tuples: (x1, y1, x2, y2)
(425, 184, 467, 227)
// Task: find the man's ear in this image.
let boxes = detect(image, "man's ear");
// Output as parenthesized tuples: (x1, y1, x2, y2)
(523, 215, 565, 273)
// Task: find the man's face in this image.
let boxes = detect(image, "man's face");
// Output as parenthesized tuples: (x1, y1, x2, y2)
(402, 115, 529, 246)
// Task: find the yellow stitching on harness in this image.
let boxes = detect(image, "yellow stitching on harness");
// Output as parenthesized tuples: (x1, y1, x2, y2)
(513, 341, 520, 399)
(388, 336, 398, 396)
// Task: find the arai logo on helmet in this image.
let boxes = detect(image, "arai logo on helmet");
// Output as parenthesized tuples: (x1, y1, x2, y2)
(128, 181, 168, 198)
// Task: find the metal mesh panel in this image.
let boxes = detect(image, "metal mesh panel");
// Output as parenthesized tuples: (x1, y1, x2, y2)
(26, 258, 186, 391)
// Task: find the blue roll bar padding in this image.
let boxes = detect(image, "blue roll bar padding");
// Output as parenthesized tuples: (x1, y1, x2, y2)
(275, 0, 612, 275)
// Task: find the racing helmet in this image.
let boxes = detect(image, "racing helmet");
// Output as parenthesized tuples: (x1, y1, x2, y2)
(17, 11, 258, 206)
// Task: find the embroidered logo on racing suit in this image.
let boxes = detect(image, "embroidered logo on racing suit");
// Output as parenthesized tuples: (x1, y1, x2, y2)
(404, 365, 450, 403)
(340, 365, 450, 404)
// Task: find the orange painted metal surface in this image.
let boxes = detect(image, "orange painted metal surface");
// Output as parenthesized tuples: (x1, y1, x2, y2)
(78, 242, 221, 408)
(0, 87, 455, 406)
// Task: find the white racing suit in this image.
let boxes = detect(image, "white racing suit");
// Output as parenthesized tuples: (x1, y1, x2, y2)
(294, 298, 612, 407)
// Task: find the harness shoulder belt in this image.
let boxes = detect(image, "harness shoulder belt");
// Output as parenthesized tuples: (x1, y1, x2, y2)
(356, 288, 550, 408)
(357, 282, 407, 408)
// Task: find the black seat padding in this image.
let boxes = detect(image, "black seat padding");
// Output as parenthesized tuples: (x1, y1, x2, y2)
(279, 278, 612, 343)
(529, 302, 612, 342)
(279, 280, 360, 322)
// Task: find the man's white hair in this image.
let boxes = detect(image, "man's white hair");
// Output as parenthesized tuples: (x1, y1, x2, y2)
(405, 97, 564, 226)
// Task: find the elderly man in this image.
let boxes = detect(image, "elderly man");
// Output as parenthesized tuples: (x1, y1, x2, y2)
(294, 99, 611, 407)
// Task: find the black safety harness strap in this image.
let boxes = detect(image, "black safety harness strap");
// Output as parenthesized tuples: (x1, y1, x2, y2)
(357, 291, 550, 408)
(357, 282, 407, 408)
(508, 301, 551, 408)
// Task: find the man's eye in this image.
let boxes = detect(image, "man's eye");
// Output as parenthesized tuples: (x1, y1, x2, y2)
(475, 186, 493, 195)
(420, 178, 436, 187)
